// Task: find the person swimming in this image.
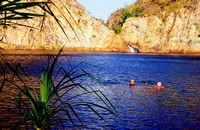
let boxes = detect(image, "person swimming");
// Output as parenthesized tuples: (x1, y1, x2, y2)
(155, 81, 164, 90)
(129, 80, 135, 86)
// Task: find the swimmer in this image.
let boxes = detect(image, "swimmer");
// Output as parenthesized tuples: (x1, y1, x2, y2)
(129, 80, 135, 86)
(155, 81, 164, 90)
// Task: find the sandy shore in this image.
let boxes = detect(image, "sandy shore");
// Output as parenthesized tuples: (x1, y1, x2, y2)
(1, 49, 200, 57)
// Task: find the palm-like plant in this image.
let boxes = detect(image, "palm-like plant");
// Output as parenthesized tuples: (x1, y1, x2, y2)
(0, 0, 47, 26)
(0, 1, 117, 129)
(0, 48, 117, 129)
(0, 0, 80, 42)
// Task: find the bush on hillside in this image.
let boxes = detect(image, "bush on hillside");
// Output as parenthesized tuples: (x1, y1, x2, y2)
(108, 0, 196, 34)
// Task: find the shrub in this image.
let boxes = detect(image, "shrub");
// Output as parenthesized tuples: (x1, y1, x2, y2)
(109, 0, 194, 34)
(114, 25, 123, 34)
(113, 5, 144, 34)
(131, 5, 144, 17)
(121, 9, 132, 24)
(112, 9, 130, 34)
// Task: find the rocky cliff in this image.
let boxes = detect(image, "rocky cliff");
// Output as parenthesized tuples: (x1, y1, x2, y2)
(0, 0, 124, 52)
(1, 0, 200, 54)
(110, 0, 200, 53)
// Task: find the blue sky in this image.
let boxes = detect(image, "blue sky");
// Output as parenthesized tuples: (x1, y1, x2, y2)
(77, 0, 136, 21)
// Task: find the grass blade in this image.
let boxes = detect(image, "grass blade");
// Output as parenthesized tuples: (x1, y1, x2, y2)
(88, 105, 104, 120)
(65, 102, 84, 125)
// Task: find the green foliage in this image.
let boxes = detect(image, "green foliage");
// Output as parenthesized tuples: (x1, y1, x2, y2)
(0, 49, 117, 129)
(131, 5, 144, 17)
(110, 0, 195, 34)
(114, 25, 122, 34)
(40, 71, 51, 107)
(0, 0, 81, 43)
(121, 9, 132, 24)
(0, 0, 48, 26)
(164, 0, 188, 12)
(113, 5, 144, 34)
(0, 2, 104, 128)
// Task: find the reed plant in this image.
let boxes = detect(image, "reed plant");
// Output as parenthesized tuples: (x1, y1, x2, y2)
(0, 48, 117, 129)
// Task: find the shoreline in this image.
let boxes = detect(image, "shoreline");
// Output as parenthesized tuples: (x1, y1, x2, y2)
(1, 49, 200, 57)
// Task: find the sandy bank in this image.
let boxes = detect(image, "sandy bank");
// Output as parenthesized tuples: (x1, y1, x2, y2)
(0, 49, 200, 57)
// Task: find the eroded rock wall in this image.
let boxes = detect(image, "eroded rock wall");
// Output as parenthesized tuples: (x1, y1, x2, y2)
(121, 1, 200, 53)
(0, 0, 123, 51)
(1, 0, 200, 54)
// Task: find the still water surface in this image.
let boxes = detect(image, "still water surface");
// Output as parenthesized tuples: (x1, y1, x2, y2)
(1, 54, 200, 129)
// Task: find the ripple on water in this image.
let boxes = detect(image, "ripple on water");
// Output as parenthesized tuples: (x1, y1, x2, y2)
(0, 54, 200, 129)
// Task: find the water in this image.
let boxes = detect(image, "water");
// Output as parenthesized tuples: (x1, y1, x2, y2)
(0, 54, 200, 129)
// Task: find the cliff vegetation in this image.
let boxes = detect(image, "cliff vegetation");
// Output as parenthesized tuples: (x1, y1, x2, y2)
(108, 0, 197, 34)
(108, 0, 200, 53)
(0, 0, 200, 54)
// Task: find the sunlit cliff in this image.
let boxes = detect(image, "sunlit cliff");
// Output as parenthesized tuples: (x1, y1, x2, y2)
(0, 0, 200, 54)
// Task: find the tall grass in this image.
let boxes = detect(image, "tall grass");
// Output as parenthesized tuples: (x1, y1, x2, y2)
(0, 48, 117, 129)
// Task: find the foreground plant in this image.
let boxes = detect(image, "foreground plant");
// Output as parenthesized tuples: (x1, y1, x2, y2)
(0, 0, 80, 43)
(0, 0, 48, 26)
(0, 48, 117, 129)
(0, 1, 117, 129)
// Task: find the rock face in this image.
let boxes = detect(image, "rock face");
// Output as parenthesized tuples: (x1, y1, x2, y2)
(1, 0, 200, 54)
(121, 1, 200, 53)
(0, 0, 124, 51)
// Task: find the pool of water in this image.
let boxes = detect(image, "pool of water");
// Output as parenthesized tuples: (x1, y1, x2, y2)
(0, 54, 200, 129)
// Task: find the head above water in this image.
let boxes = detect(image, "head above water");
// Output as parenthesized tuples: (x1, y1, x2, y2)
(129, 80, 135, 86)
(157, 82, 163, 87)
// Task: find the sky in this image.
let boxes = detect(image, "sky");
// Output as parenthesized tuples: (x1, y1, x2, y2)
(77, 0, 136, 21)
